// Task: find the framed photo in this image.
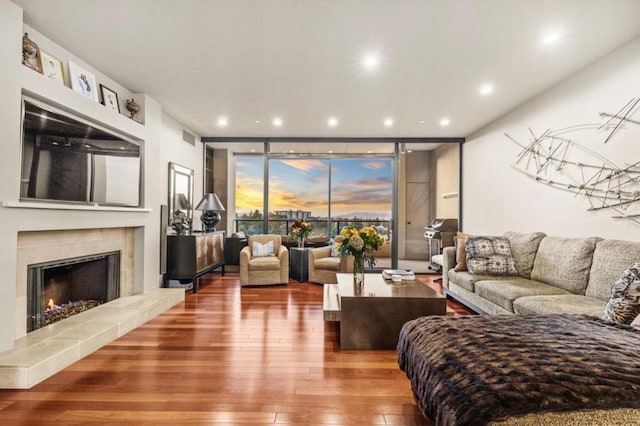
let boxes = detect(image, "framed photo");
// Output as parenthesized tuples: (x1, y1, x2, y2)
(22, 33, 42, 73)
(68, 61, 99, 102)
(99, 84, 120, 112)
(38, 50, 65, 85)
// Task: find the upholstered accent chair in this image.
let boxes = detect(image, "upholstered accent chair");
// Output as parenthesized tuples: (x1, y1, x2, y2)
(240, 234, 289, 286)
(308, 246, 353, 284)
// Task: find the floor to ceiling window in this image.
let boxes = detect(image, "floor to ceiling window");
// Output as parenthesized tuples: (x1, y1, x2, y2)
(216, 140, 460, 273)
(234, 154, 264, 235)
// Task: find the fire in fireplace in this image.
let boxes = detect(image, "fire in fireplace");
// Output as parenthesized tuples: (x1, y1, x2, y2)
(27, 251, 120, 332)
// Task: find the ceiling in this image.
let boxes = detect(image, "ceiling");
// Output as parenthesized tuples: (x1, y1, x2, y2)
(13, 0, 640, 139)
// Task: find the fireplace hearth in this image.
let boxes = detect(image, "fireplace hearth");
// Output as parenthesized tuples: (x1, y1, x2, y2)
(27, 251, 120, 332)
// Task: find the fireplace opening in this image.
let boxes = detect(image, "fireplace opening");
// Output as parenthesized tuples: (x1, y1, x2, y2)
(27, 251, 120, 332)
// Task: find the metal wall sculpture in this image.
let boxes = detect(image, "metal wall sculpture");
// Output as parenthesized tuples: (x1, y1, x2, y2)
(507, 98, 640, 224)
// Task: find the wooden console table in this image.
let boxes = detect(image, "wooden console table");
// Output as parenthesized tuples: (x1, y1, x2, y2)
(165, 231, 225, 292)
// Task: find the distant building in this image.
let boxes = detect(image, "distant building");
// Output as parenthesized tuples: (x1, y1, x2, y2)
(273, 210, 312, 220)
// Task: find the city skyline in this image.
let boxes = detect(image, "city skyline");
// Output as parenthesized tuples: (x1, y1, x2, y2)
(235, 156, 392, 217)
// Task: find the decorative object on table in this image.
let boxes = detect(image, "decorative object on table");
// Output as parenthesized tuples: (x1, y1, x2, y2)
(68, 60, 99, 102)
(382, 269, 415, 280)
(38, 50, 64, 84)
(290, 219, 312, 248)
(126, 98, 141, 122)
(335, 226, 385, 290)
(99, 84, 120, 112)
(195, 193, 225, 233)
(171, 193, 192, 234)
(22, 32, 42, 73)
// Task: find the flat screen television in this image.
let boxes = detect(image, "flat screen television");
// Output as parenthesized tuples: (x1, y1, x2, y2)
(20, 97, 142, 207)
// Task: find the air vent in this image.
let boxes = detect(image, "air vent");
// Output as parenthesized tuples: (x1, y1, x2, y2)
(182, 130, 196, 145)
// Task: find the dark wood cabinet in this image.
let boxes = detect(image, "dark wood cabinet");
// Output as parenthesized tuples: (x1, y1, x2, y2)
(165, 231, 225, 292)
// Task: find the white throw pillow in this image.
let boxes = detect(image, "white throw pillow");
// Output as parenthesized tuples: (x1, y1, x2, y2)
(252, 240, 274, 258)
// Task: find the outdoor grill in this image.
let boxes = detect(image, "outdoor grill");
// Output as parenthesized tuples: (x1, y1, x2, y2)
(424, 218, 458, 271)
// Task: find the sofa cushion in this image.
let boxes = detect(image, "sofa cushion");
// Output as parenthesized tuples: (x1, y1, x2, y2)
(531, 236, 601, 294)
(503, 231, 546, 279)
(475, 279, 570, 312)
(454, 232, 468, 271)
(447, 270, 515, 293)
(586, 240, 640, 301)
(315, 257, 341, 271)
(513, 294, 606, 317)
(601, 263, 640, 325)
(465, 236, 518, 276)
(248, 255, 281, 271)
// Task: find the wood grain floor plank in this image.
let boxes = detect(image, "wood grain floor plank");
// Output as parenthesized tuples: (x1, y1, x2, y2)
(0, 273, 470, 425)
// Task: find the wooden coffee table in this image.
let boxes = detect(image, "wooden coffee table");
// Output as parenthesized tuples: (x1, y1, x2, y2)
(324, 273, 446, 349)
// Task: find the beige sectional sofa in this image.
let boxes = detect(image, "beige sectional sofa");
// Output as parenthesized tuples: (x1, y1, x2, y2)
(442, 231, 640, 316)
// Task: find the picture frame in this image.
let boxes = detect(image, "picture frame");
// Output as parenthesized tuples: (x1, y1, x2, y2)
(99, 84, 120, 112)
(68, 61, 99, 102)
(22, 33, 42, 73)
(38, 50, 65, 85)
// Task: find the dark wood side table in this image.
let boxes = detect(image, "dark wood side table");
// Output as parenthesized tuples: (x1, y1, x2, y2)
(165, 231, 225, 292)
(289, 247, 309, 282)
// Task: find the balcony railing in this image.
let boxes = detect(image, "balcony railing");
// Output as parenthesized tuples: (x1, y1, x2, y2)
(234, 218, 391, 239)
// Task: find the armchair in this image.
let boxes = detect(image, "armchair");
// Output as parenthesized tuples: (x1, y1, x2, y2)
(240, 235, 289, 286)
(308, 245, 353, 284)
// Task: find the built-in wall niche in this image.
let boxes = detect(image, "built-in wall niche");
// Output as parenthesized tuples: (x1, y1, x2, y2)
(20, 97, 142, 207)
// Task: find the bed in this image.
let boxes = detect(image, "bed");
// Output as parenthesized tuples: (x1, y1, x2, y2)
(397, 314, 640, 425)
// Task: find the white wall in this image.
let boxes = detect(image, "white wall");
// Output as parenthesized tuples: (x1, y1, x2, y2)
(463, 37, 640, 240)
(0, 2, 203, 352)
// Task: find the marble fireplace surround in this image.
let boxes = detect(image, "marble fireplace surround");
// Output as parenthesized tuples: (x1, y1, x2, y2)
(0, 228, 184, 389)
(15, 228, 136, 339)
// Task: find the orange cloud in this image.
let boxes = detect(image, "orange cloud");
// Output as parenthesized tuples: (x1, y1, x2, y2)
(362, 161, 386, 170)
(281, 159, 329, 172)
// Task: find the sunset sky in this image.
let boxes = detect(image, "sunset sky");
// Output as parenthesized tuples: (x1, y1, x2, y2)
(235, 156, 392, 217)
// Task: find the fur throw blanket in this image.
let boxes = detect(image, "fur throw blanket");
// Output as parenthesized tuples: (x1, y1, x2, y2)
(397, 314, 640, 426)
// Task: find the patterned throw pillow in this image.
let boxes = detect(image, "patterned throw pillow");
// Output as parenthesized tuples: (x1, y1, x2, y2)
(252, 240, 275, 258)
(601, 263, 640, 325)
(465, 236, 518, 276)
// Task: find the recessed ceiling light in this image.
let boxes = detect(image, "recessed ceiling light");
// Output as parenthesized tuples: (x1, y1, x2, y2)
(362, 52, 380, 71)
(255, 120, 261, 124)
(479, 83, 494, 96)
(440, 117, 451, 127)
(541, 31, 561, 45)
(273, 117, 283, 127)
(250, 149, 256, 153)
(328, 150, 334, 154)
(217, 116, 228, 127)
(419, 120, 425, 124)
(384, 118, 394, 127)
(288, 149, 295, 153)
(328, 117, 338, 127)
(406, 149, 413, 153)
(367, 150, 373, 154)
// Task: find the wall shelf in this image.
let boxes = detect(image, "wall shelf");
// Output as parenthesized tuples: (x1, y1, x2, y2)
(2, 200, 151, 213)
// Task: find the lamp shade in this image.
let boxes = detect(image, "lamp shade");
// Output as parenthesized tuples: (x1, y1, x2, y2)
(195, 193, 225, 211)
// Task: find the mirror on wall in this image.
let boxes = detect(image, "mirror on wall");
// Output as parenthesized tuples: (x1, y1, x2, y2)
(168, 162, 194, 234)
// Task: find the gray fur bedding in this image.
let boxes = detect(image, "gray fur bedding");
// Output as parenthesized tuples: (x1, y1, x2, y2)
(397, 314, 640, 426)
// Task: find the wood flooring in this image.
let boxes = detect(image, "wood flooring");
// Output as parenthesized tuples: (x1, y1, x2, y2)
(0, 274, 472, 425)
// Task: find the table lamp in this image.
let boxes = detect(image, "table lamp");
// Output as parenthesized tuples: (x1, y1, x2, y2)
(195, 193, 225, 232)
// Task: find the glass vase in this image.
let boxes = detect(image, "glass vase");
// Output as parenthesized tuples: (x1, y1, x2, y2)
(298, 236, 304, 248)
(353, 255, 365, 296)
